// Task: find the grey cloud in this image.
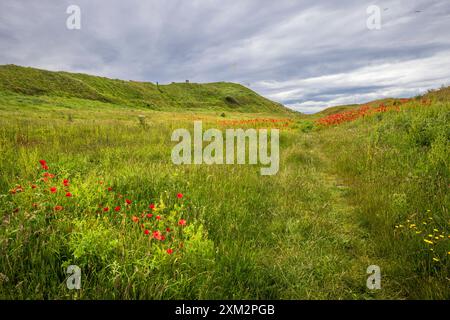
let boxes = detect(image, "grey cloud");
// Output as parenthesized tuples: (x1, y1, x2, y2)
(0, 0, 449, 113)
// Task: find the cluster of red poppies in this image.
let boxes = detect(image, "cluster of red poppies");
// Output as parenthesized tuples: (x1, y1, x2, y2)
(316, 99, 416, 126)
(98, 188, 187, 256)
(10, 160, 72, 210)
(9, 160, 189, 255)
(109, 193, 188, 255)
(316, 105, 372, 126)
(218, 118, 292, 127)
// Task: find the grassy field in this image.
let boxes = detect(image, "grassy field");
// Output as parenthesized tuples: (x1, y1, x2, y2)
(0, 67, 448, 299)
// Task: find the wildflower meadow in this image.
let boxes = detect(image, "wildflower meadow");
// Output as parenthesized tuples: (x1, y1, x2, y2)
(0, 66, 449, 300)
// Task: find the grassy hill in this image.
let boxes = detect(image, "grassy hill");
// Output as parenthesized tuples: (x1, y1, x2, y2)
(0, 64, 292, 114)
(315, 104, 360, 116)
(316, 87, 450, 116)
(316, 98, 410, 116)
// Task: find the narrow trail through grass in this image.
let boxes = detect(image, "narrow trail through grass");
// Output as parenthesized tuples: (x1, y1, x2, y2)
(264, 132, 392, 299)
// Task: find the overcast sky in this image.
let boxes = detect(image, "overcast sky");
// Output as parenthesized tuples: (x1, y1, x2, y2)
(1, 0, 449, 113)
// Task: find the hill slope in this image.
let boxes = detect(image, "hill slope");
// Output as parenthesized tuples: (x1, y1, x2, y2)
(0, 64, 292, 114)
(316, 87, 450, 116)
(316, 98, 411, 116)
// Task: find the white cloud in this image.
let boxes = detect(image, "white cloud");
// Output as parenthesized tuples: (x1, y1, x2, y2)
(256, 52, 450, 112)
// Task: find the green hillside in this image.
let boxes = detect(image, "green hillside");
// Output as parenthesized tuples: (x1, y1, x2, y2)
(0, 64, 292, 114)
(317, 98, 409, 116)
(316, 88, 450, 116)
(316, 104, 360, 116)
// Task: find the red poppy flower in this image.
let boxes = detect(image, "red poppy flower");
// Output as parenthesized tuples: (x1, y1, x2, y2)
(166, 228, 171, 232)
(126, 199, 132, 205)
(50, 187, 57, 193)
(156, 215, 161, 220)
(178, 219, 187, 226)
(147, 213, 153, 218)
(54, 205, 63, 211)
(144, 229, 149, 235)
(177, 193, 183, 199)
(39, 160, 48, 170)
(107, 187, 113, 191)
(149, 203, 155, 210)
(114, 206, 121, 212)
(167, 248, 173, 255)
(153, 231, 163, 240)
(63, 179, 69, 186)
(103, 207, 109, 212)
(65, 192, 72, 197)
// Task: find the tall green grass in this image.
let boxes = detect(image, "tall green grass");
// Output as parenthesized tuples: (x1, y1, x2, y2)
(320, 101, 449, 299)
(0, 86, 448, 299)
